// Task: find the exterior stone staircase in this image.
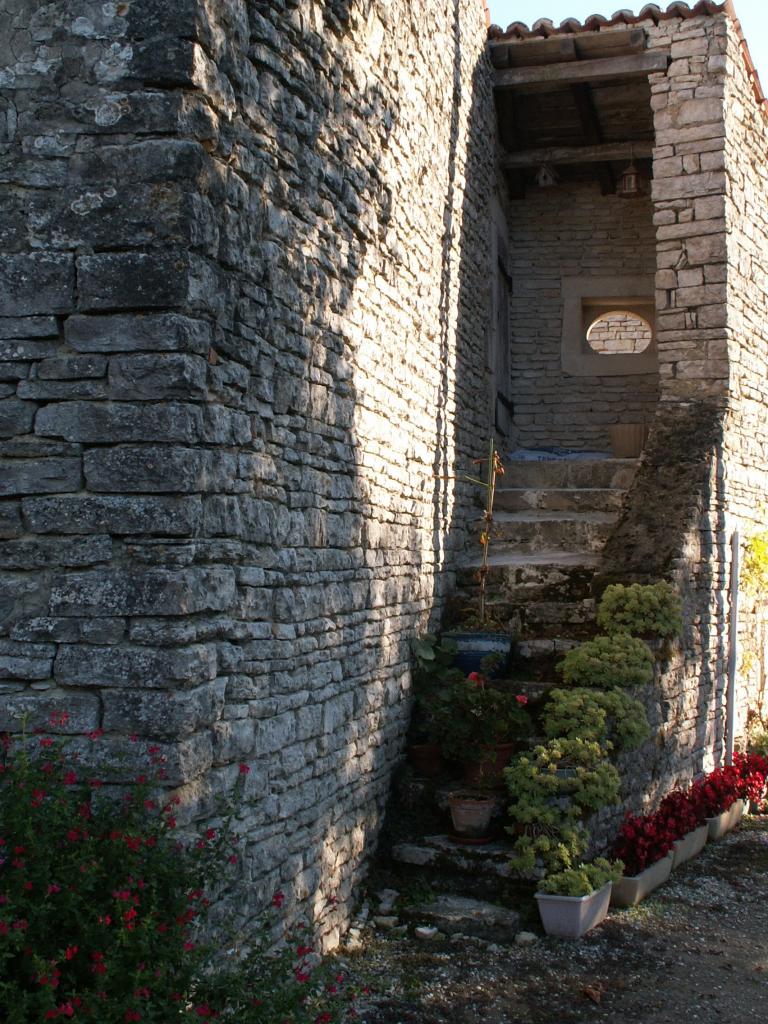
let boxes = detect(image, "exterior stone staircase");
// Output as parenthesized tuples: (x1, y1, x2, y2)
(465, 456, 639, 694)
(386, 455, 640, 892)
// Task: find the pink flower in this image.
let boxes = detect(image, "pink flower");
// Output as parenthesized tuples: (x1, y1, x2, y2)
(272, 890, 285, 908)
(238, 763, 250, 775)
(515, 694, 528, 705)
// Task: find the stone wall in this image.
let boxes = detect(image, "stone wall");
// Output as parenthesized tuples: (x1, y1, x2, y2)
(0, 0, 494, 943)
(599, 11, 745, 822)
(587, 312, 653, 355)
(507, 175, 659, 451)
(721, 15, 768, 737)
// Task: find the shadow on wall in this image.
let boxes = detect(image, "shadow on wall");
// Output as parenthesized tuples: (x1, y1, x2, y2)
(195, 0, 493, 944)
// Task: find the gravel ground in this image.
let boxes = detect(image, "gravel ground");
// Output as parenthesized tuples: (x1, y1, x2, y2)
(339, 816, 768, 1023)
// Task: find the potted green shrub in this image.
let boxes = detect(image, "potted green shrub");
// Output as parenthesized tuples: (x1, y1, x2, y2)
(441, 671, 532, 787)
(443, 438, 514, 675)
(542, 687, 650, 754)
(558, 633, 655, 688)
(408, 634, 464, 777)
(596, 581, 683, 640)
(535, 859, 623, 938)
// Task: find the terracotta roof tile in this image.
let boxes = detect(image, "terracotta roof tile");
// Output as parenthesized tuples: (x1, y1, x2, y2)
(488, 2, 727, 39)
(488, 2, 765, 111)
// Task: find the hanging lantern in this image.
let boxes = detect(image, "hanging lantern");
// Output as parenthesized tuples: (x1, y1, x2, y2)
(535, 163, 558, 188)
(617, 159, 641, 198)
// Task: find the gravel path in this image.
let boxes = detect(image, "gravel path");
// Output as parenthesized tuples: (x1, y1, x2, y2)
(341, 816, 768, 1023)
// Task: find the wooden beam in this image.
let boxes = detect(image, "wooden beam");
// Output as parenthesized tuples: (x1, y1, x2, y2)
(489, 28, 646, 70)
(571, 83, 614, 196)
(493, 51, 669, 90)
(500, 141, 653, 169)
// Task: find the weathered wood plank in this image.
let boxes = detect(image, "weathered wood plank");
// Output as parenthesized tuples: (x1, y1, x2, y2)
(494, 51, 670, 89)
(500, 141, 654, 168)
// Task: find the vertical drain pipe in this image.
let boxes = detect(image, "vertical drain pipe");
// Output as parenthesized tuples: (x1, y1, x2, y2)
(726, 530, 740, 766)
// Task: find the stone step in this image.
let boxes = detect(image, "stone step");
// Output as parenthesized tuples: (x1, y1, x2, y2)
(401, 893, 521, 943)
(391, 834, 516, 879)
(496, 486, 625, 514)
(493, 510, 618, 553)
(503, 457, 637, 490)
(483, 559, 596, 603)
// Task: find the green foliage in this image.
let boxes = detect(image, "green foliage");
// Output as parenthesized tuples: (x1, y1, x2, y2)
(542, 687, 650, 753)
(0, 729, 351, 1023)
(504, 739, 621, 874)
(749, 728, 768, 758)
(558, 634, 654, 688)
(537, 857, 623, 897)
(439, 676, 532, 762)
(742, 531, 768, 596)
(596, 582, 682, 639)
(409, 634, 464, 744)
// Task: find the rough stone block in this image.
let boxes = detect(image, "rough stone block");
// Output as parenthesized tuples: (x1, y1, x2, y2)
(65, 314, 212, 354)
(77, 252, 192, 311)
(11, 616, 126, 644)
(0, 398, 36, 437)
(0, 536, 113, 569)
(55, 642, 218, 689)
(0, 317, 58, 339)
(109, 354, 208, 400)
(0, 458, 82, 496)
(23, 495, 203, 536)
(0, 254, 74, 316)
(0, 503, 22, 539)
(0, 639, 55, 680)
(38, 356, 107, 379)
(35, 402, 203, 443)
(49, 567, 236, 617)
(84, 447, 236, 493)
(102, 680, 226, 737)
(0, 691, 100, 733)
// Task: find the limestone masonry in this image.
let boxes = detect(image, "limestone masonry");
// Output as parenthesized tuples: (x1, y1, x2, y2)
(2, 0, 768, 939)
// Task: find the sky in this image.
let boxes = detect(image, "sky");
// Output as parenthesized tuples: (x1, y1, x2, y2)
(488, 1, 768, 84)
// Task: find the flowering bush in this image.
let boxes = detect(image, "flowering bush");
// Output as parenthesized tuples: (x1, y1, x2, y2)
(0, 723, 353, 1023)
(688, 766, 741, 820)
(611, 810, 677, 875)
(439, 673, 531, 763)
(655, 787, 702, 838)
(733, 751, 768, 804)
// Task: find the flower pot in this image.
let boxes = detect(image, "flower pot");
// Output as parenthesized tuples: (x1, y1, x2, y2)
(535, 883, 612, 939)
(444, 632, 512, 678)
(706, 808, 731, 841)
(447, 791, 495, 842)
(462, 743, 518, 788)
(408, 743, 445, 779)
(672, 824, 708, 868)
(610, 853, 674, 908)
(727, 798, 745, 830)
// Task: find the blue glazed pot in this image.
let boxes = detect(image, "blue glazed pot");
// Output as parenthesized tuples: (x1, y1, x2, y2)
(443, 632, 513, 677)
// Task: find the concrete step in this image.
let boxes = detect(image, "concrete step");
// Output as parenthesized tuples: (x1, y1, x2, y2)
(503, 457, 638, 490)
(496, 486, 625, 514)
(493, 510, 618, 553)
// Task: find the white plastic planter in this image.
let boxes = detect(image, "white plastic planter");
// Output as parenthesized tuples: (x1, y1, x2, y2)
(535, 882, 612, 939)
(610, 853, 674, 908)
(672, 824, 708, 868)
(706, 798, 745, 840)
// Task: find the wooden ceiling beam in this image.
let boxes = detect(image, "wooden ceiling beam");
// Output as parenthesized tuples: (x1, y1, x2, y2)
(493, 51, 669, 90)
(570, 83, 615, 195)
(500, 140, 653, 169)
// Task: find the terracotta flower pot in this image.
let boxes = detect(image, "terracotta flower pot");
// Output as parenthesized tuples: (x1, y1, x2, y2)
(408, 743, 445, 779)
(447, 791, 495, 842)
(462, 743, 519, 788)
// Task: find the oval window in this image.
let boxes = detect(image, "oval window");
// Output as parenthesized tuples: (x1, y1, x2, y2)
(586, 311, 652, 355)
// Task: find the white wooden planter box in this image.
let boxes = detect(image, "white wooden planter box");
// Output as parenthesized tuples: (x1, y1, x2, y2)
(535, 882, 612, 939)
(610, 852, 674, 908)
(672, 824, 708, 868)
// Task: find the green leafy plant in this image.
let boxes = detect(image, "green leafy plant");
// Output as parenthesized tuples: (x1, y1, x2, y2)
(558, 634, 654, 688)
(440, 673, 531, 764)
(536, 857, 623, 897)
(0, 722, 353, 1023)
(504, 739, 621, 875)
(742, 531, 768, 596)
(596, 582, 682, 639)
(542, 687, 650, 753)
(409, 634, 464, 744)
